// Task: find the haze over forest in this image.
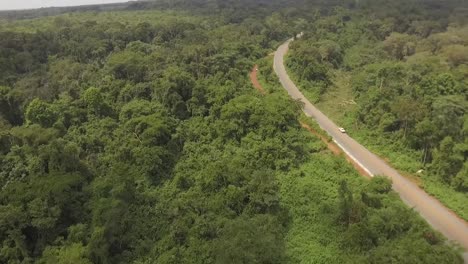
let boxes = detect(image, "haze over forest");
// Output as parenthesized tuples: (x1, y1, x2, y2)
(0, 0, 131, 11)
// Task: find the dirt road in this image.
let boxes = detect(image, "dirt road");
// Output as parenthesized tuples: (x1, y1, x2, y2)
(273, 38, 468, 261)
(250, 65, 266, 95)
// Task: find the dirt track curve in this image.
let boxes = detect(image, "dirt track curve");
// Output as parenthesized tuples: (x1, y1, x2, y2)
(250, 65, 266, 95)
(273, 38, 468, 262)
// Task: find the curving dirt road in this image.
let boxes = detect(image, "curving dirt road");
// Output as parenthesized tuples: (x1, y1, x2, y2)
(250, 65, 266, 95)
(274, 38, 468, 261)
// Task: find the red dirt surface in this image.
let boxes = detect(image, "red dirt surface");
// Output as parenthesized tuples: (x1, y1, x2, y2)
(300, 122, 341, 155)
(250, 65, 266, 95)
(300, 122, 371, 178)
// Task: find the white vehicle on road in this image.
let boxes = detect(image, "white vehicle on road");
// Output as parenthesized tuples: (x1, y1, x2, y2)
(273, 37, 468, 257)
(338, 127, 346, 133)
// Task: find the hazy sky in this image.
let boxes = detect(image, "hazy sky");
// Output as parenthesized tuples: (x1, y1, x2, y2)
(0, 0, 132, 11)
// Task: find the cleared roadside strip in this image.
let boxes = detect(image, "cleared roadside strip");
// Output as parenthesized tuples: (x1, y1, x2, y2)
(302, 109, 375, 177)
(274, 36, 468, 262)
(332, 139, 374, 177)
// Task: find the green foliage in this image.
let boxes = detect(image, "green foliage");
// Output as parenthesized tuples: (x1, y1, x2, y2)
(39, 243, 92, 264)
(287, 1, 468, 221)
(367, 176, 392, 194)
(0, 1, 465, 263)
(383, 33, 417, 60)
(214, 215, 285, 264)
(107, 50, 149, 83)
(25, 98, 58, 127)
(278, 154, 462, 264)
(0, 3, 304, 263)
(337, 180, 355, 225)
(0, 86, 22, 125)
(82, 87, 109, 116)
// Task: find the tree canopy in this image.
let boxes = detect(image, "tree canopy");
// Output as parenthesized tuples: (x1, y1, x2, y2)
(0, 0, 465, 263)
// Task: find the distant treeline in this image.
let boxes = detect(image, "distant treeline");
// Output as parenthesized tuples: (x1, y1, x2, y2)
(3, 0, 465, 21)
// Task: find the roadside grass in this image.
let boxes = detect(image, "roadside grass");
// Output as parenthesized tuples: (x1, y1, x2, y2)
(286, 65, 468, 221)
(255, 55, 464, 263)
(256, 56, 361, 262)
(278, 155, 367, 264)
(423, 180, 468, 220)
(279, 146, 464, 264)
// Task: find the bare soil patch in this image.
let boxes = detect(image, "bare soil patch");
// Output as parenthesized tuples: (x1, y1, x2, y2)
(249, 65, 266, 95)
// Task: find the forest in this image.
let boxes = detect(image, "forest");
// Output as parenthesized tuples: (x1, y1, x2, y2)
(0, 0, 465, 263)
(286, 0, 467, 219)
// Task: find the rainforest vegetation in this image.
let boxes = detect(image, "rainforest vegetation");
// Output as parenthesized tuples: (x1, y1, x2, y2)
(0, 0, 465, 263)
(286, 0, 468, 219)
